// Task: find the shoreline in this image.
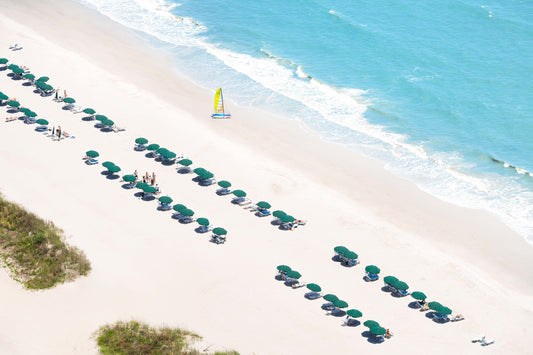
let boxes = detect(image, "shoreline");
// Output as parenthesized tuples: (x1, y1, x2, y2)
(0, 0, 532, 354)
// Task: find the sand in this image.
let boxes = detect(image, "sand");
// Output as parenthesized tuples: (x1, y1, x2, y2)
(0, 0, 532, 354)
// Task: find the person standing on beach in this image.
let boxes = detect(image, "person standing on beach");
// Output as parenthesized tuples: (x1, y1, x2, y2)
(151, 172, 156, 186)
(57, 126, 62, 140)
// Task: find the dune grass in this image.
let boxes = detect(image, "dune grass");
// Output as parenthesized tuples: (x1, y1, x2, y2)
(0, 193, 91, 289)
(95, 321, 239, 355)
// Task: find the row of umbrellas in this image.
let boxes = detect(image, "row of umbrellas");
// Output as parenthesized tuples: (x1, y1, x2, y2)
(333, 245, 359, 261)
(1, 92, 47, 125)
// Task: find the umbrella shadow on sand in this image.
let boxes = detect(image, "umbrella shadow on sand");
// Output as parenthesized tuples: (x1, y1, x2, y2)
(82, 116, 95, 121)
(361, 331, 384, 344)
(22, 82, 32, 87)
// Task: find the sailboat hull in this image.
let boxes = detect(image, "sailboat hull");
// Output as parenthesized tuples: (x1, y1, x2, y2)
(211, 113, 232, 119)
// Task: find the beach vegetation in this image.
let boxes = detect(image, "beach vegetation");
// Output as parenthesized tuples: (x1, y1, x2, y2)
(0, 193, 91, 289)
(95, 320, 239, 355)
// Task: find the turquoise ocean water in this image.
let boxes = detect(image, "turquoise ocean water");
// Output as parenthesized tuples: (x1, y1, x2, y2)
(76, 0, 533, 242)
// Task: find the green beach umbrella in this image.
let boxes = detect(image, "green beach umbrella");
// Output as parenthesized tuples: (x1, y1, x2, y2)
(180, 208, 194, 217)
(0, 93, 8, 100)
(163, 151, 177, 159)
(147, 143, 160, 151)
(280, 215, 295, 223)
(172, 204, 187, 212)
(439, 306, 452, 315)
(365, 265, 381, 274)
(41, 83, 53, 91)
(7, 64, 19, 70)
(343, 250, 358, 260)
(12, 67, 24, 74)
(347, 309, 363, 318)
(306, 283, 321, 292)
(7, 100, 20, 107)
(363, 320, 380, 328)
(193, 167, 207, 175)
(428, 302, 443, 311)
(103, 119, 114, 126)
(102, 161, 115, 168)
(63, 97, 75, 104)
(35, 81, 44, 88)
(323, 294, 338, 302)
(334, 246, 348, 254)
(25, 111, 37, 117)
(156, 147, 168, 154)
(37, 76, 49, 82)
(286, 270, 301, 279)
(35, 119, 48, 125)
(95, 115, 107, 121)
(136, 182, 148, 189)
(158, 196, 173, 204)
(122, 174, 136, 182)
(178, 158, 192, 166)
(0, 58, 8, 64)
(18, 107, 30, 114)
(273, 210, 286, 218)
(143, 186, 157, 194)
(23, 73, 35, 80)
(277, 265, 292, 273)
(232, 190, 246, 198)
(212, 227, 227, 236)
(135, 137, 148, 145)
(383, 276, 399, 285)
(256, 201, 271, 209)
(393, 281, 409, 291)
(333, 299, 348, 309)
(86, 150, 99, 158)
(199, 171, 214, 179)
(410, 291, 426, 301)
(83, 108, 96, 114)
(108, 165, 121, 173)
(196, 218, 210, 226)
(370, 326, 387, 336)
(217, 180, 231, 188)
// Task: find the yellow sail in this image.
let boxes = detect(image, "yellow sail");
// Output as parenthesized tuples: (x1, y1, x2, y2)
(214, 88, 222, 113)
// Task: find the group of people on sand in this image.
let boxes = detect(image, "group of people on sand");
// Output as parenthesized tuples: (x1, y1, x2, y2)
(134, 170, 158, 188)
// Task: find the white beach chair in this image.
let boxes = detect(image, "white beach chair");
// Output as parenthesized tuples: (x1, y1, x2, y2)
(472, 335, 485, 343)
(481, 338, 495, 346)
(112, 125, 126, 132)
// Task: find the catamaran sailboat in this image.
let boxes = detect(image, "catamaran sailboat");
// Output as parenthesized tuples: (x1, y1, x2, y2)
(211, 88, 231, 119)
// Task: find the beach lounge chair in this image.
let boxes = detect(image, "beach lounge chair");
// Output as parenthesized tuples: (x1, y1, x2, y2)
(344, 317, 358, 326)
(305, 291, 322, 300)
(200, 178, 216, 186)
(472, 335, 485, 343)
(10, 44, 23, 51)
(291, 281, 306, 289)
(86, 158, 99, 165)
(432, 313, 448, 322)
(342, 258, 360, 267)
(419, 303, 429, 312)
(211, 234, 226, 244)
(5, 117, 17, 122)
(159, 202, 172, 211)
(197, 225, 212, 233)
(481, 338, 495, 346)
(321, 302, 336, 311)
(451, 314, 464, 322)
(365, 273, 379, 281)
(394, 288, 410, 297)
(134, 144, 147, 151)
(178, 216, 194, 223)
(24, 117, 36, 124)
(112, 125, 126, 132)
(35, 125, 48, 132)
(216, 187, 232, 195)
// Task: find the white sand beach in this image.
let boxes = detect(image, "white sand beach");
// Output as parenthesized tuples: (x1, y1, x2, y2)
(0, 0, 532, 354)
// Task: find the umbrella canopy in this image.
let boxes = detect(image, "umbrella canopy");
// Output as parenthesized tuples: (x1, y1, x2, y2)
(83, 108, 96, 114)
(323, 294, 338, 302)
(428, 302, 443, 311)
(276, 265, 292, 273)
(410, 291, 426, 301)
(7, 64, 19, 71)
(136, 182, 149, 189)
(306, 283, 321, 292)
(363, 320, 380, 328)
(232, 190, 246, 198)
(158, 196, 173, 204)
(346, 309, 363, 318)
(35, 119, 48, 125)
(41, 83, 53, 91)
(102, 161, 115, 168)
(122, 174, 136, 182)
(147, 143, 160, 151)
(217, 180, 231, 188)
(172, 204, 187, 212)
(37, 76, 49, 82)
(199, 171, 214, 179)
(12, 67, 24, 74)
(143, 186, 157, 194)
(0, 58, 8, 64)
(0, 93, 8, 100)
(86, 150, 99, 158)
(107, 165, 121, 173)
(25, 111, 37, 117)
(193, 167, 207, 175)
(439, 306, 452, 315)
(156, 147, 169, 154)
(365, 265, 381, 274)
(23, 73, 35, 80)
(163, 151, 177, 159)
(63, 97, 75, 104)
(212, 227, 227, 236)
(180, 208, 194, 217)
(272, 210, 286, 218)
(334, 246, 348, 254)
(95, 115, 108, 121)
(7, 100, 20, 107)
(393, 280, 409, 291)
(333, 299, 348, 309)
(286, 270, 301, 279)
(256, 201, 271, 209)
(102, 119, 114, 126)
(280, 215, 295, 223)
(18, 107, 31, 114)
(343, 250, 358, 260)
(178, 158, 193, 166)
(370, 326, 387, 336)
(135, 137, 148, 145)
(196, 218, 210, 226)
(383, 276, 399, 285)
